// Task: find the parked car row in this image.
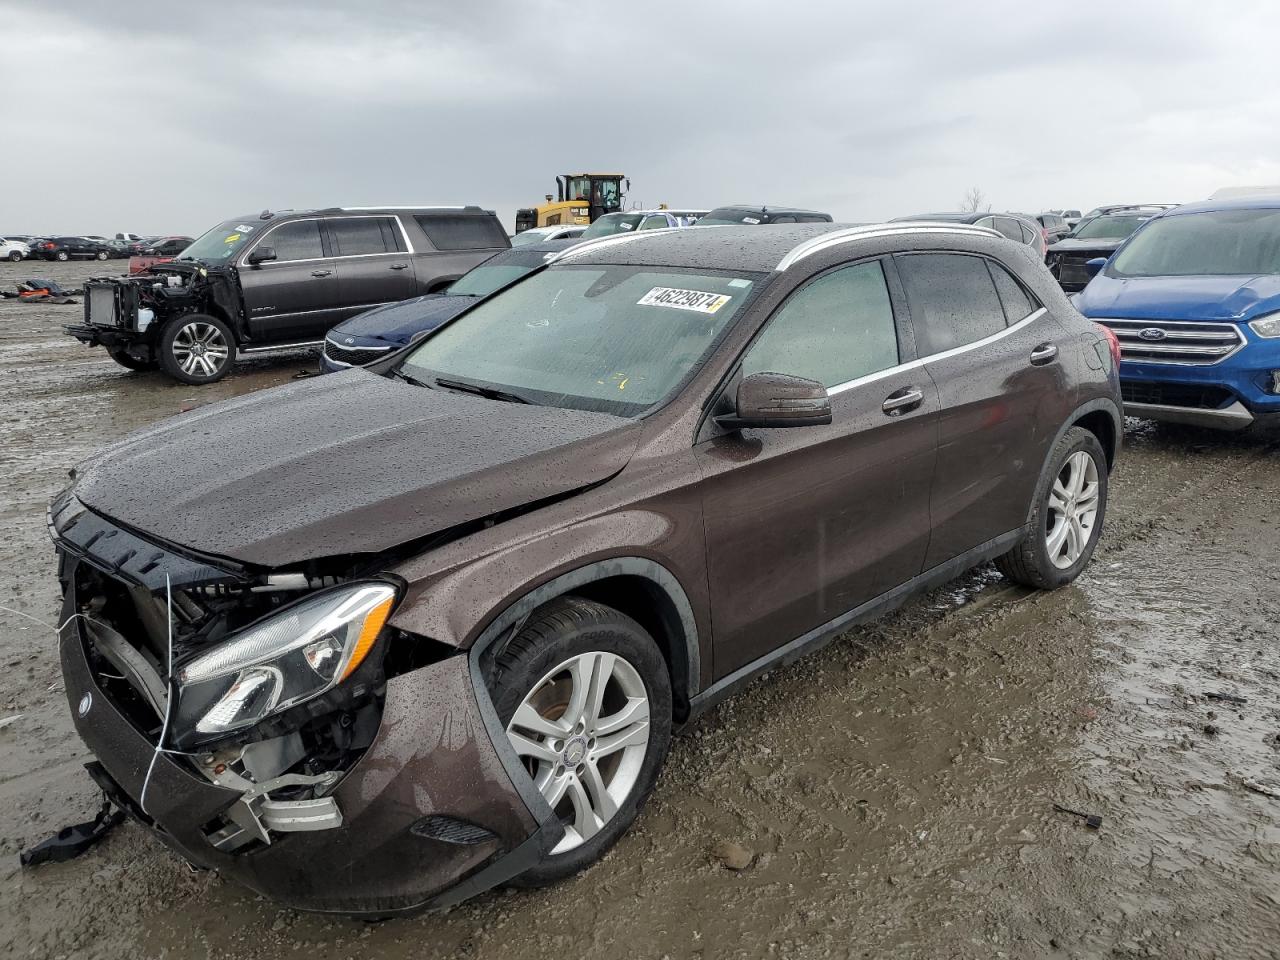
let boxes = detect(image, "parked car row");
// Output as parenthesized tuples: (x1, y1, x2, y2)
(0, 233, 192, 260)
(51, 218, 1121, 914)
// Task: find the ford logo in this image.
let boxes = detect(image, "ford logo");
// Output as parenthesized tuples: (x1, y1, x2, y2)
(78, 692, 92, 717)
(1138, 327, 1167, 341)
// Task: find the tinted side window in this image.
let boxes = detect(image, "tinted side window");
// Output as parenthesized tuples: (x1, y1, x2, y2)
(987, 261, 1037, 322)
(897, 253, 1007, 355)
(639, 215, 670, 230)
(993, 217, 1023, 242)
(416, 214, 508, 250)
(769, 215, 797, 223)
(263, 220, 324, 262)
(742, 260, 898, 387)
(328, 217, 393, 256)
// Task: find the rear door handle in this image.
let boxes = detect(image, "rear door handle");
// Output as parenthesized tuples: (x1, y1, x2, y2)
(1030, 342, 1058, 365)
(389, 263, 409, 271)
(882, 386, 924, 416)
(310, 269, 332, 278)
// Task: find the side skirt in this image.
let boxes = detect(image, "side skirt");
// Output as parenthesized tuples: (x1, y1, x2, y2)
(683, 528, 1024, 724)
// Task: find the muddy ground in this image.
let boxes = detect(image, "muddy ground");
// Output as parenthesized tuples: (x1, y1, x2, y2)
(0, 259, 1277, 960)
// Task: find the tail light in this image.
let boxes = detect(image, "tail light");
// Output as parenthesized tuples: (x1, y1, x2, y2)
(1095, 323, 1122, 368)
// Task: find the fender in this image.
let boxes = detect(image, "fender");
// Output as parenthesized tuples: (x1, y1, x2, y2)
(1022, 396, 1122, 526)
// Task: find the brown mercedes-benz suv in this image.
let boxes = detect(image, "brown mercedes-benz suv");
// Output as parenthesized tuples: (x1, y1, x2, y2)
(50, 222, 1122, 915)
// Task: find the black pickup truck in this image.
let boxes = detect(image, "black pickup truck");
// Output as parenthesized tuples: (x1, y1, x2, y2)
(67, 206, 509, 383)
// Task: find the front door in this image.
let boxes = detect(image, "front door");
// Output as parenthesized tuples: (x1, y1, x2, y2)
(240, 218, 341, 341)
(893, 252, 1071, 569)
(697, 259, 939, 677)
(326, 216, 417, 316)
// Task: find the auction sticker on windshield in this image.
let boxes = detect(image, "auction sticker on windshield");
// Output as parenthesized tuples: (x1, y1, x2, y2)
(638, 287, 732, 314)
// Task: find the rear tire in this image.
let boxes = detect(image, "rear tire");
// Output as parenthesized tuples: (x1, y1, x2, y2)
(158, 314, 236, 384)
(55, 250, 69, 262)
(996, 426, 1108, 589)
(95, 250, 108, 261)
(6, 251, 20, 262)
(107, 348, 157, 372)
(489, 596, 672, 888)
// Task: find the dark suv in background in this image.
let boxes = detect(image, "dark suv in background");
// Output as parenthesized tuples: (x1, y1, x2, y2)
(52, 222, 1120, 915)
(34, 236, 112, 261)
(66, 206, 509, 383)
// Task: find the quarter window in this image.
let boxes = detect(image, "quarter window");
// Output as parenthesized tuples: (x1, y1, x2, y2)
(986, 261, 1038, 322)
(897, 253, 1007, 354)
(742, 260, 898, 388)
(261, 220, 324, 262)
(327, 217, 396, 256)
(417, 214, 509, 251)
(993, 217, 1024, 242)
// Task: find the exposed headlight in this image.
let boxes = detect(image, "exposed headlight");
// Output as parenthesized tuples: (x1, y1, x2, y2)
(174, 582, 396, 741)
(1248, 314, 1280, 338)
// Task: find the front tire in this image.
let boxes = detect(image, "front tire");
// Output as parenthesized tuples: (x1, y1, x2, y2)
(55, 250, 69, 262)
(95, 250, 109, 261)
(158, 314, 236, 384)
(489, 597, 672, 887)
(996, 426, 1108, 589)
(6, 251, 20, 262)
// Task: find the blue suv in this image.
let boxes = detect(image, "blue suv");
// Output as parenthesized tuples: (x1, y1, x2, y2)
(1076, 198, 1280, 431)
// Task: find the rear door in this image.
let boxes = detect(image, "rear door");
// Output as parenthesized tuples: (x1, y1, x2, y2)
(697, 258, 939, 676)
(327, 216, 416, 317)
(894, 252, 1069, 569)
(239, 218, 341, 341)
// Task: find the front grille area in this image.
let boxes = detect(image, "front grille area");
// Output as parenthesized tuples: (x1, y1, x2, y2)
(1093, 318, 1244, 365)
(1056, 255, 1096, 287)
(323, 339, 394, 367)
(1121, 381, 1236, 410)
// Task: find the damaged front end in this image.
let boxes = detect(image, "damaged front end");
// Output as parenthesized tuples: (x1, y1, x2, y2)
(49, 493, 551, 915)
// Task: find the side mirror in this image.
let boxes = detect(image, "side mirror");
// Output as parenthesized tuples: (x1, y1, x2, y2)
(716, 372, 832, 429)
(247, 246, 277, 265)
(1085, 257, 1108, 277)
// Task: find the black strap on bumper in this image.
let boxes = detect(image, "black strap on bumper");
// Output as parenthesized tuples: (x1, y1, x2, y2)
(19, 795, 126, 867)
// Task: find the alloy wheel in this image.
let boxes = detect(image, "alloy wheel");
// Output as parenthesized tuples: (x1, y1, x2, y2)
(172, 321, 230, 378)
(504, 651, 651, 853)
(1045, 450, 1100, 569)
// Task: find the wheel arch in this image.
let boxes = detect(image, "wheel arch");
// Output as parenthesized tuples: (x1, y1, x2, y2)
(1068, 397, 1122, 470)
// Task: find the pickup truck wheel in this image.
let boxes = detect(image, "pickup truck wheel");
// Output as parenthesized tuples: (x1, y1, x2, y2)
(54, 250, 69, 262)
(158, 314, 236, 384)
(106, 348, 157, 372)
(489, 596, 672, 887)
(996, 426, 1108, 589)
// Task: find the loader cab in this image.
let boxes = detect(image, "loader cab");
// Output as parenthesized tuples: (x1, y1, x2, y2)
(559, 173, 626, 223)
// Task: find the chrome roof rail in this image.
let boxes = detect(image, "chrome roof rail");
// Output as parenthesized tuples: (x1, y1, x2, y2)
(545, 227, 684, 263)
(775, 222, 1003, 272)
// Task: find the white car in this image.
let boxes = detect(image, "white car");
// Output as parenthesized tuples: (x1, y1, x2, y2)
(0, 238, 31, 262)
(578, 209, 709, 240)
(509, 224, 588, 247)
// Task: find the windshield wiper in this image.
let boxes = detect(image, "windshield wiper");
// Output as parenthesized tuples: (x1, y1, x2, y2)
(394, 369, 434, 389)
(434, 376, 534, 404)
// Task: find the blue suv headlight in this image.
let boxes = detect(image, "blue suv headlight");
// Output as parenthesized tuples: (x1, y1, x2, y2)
(1248, 313, 1280, 338)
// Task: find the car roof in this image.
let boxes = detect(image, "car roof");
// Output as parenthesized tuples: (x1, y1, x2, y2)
(228, 205, 496, 222)
(891, 212, 985, 223)
(550, 221, 1003, 273)
(1162, 196, 1280, 215)
(708, 205, 830, 216)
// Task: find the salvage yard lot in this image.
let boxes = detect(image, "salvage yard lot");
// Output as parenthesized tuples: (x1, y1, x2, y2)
(1, 261, 1278, 959)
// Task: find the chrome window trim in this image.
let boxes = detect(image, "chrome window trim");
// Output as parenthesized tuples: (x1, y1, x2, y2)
(238, 215, 415, 266)
(775, 223, 1003, 272)
(825, 307, 1047, 397)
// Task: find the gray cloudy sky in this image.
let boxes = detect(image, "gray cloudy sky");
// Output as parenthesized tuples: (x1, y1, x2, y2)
(5, 0, 1280, 236)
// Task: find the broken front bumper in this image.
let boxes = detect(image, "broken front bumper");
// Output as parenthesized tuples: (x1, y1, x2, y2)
(58, 560, 558, 916)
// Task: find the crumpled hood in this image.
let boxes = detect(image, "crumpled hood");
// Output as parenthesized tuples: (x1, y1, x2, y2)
(1078, 273, 1280, 322)
(328, 294, 473, 344)
(74, 370, 641, 566)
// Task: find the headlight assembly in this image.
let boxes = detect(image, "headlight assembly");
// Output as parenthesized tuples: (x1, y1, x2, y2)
(1248, 313, 1280, 338)
(173, 582, 396, 742)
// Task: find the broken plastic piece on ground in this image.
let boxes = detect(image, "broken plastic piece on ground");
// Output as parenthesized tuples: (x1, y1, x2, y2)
(19, 796, 126, 867)
(1052, 802, 1102, 829)
(1205, 691, 1247, 705)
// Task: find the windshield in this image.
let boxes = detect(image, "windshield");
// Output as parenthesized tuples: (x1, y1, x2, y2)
(1110, 208, 1280, 277)
(580, 213, 644, 239)
(446, 263, 538, 297)
(175, 219, 259, 263)
(400, 265, 757, 417)
(1072, 215, 1150, 241)
(510, 231, 551, 247)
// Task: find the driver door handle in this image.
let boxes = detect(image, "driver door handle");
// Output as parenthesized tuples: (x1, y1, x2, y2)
(1030, 342, 1058, 365)
(389, 263, 409, 270)
(310, 269, 332, 278)
(882, 386, 924, 416)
